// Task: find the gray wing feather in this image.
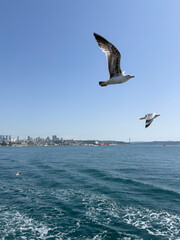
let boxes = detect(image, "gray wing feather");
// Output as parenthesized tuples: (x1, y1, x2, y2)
(145, 119, 154, 128)
(145, 113, 156, 128)
(94, 33, 121, 78)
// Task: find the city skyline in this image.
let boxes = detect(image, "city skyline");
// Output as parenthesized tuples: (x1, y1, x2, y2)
(0, 134, 61, 141)
(1, 1, 180, 141)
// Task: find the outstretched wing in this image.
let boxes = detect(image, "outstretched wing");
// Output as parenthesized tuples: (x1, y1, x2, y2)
(145, 119, 154, 128)
(94, 33, 121, 78)
(145, 114, 155, 128)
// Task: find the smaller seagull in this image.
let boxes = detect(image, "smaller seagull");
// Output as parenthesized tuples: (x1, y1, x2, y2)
(93, 33, 135, 87)
(12, 171, 21, 177)
(139, 113, 160, 128)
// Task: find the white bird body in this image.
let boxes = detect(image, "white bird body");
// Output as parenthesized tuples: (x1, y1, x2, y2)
(102, 73, 133, 86)
(139, 113, 160, 128)
(12, 171, 21, 177)
(93, 33, 134, 87)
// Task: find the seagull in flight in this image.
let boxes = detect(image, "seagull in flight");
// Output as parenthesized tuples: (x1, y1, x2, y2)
(93, 33, 135, 87)
(12, 171, 21, 177)
(139, 113, 160, 128)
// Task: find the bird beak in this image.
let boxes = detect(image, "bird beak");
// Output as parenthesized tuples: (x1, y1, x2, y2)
(131, 76, 135, 78)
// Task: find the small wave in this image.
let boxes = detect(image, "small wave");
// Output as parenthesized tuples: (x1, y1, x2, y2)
(98, 174, 180, 200)
(0, 207, 82, 240)
(81, 191, 180, 239)
(79, 168, 180, 200)
(80, 168, 108, 179)
(0, 209, 50, 239)
(122, 206, 180, 238)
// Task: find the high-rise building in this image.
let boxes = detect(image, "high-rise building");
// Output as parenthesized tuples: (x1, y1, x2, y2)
(27, 136, 31, 141)
(52, 135, 57, 141)
(46, 136, 50, 141)
(17, 136, 20, 141)
(9, 135, 11, 141)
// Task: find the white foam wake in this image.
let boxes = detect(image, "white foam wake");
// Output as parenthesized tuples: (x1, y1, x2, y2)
(122, 206, 180, 238)
(0, 209, 50, 239)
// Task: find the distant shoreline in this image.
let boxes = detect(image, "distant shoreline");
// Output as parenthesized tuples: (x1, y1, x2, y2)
(0, 140, 180, 147)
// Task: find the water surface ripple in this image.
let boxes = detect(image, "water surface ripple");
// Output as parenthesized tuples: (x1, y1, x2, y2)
(0, 145, 180, 239)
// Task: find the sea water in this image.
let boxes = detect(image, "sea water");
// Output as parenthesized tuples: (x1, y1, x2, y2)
(0, 145, 180, 239)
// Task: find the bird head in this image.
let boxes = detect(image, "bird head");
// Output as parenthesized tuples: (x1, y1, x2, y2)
(139, 116, 146, 120)
(126, 74, 135, 80)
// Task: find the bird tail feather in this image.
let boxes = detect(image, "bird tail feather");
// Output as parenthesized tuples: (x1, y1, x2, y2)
(99, 81, 107, 87)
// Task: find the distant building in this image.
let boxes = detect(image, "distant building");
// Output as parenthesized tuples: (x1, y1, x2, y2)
(17, 136, 20, 141)
(46, 136, 50, 141)
(27, 136, 31, 141)
(9, 135, 11, 141)
(52, 135, 57, 141)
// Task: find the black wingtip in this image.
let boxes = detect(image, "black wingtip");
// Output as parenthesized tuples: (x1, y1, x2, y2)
(94, 33, 102, 38)
(93, 32, 98, 38)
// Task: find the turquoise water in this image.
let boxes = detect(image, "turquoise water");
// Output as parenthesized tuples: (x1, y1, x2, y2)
(0, 145, 180, 239)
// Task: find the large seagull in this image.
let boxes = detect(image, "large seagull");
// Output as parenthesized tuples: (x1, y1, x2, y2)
(93, 33, 135, 87)
(139, 113, 160, 128)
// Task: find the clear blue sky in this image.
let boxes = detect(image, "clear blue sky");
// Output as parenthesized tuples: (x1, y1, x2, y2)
(1, 0, 180, 141)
